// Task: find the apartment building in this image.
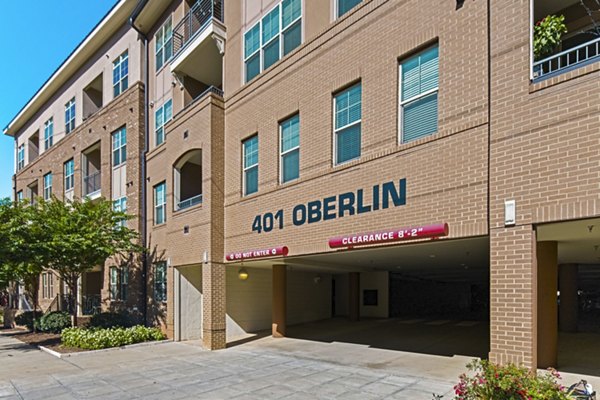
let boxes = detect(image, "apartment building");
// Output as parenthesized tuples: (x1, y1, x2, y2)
(4, 0, 600, 375)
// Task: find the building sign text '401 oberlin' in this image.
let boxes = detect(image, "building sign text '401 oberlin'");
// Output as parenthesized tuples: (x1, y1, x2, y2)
(251, 179, 407, 234)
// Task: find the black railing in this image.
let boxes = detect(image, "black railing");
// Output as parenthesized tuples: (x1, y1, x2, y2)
(173, 0, 224, 56)
(82, 294, 101, 315)
(84, 171, 101, 195)
(49, 294, 100, 315)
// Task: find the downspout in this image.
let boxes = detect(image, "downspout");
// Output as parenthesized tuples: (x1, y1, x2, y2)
(129, 0, 149, 325)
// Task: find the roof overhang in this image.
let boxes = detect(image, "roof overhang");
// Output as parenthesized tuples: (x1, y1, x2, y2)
(129, 0, 172, 35)
(3, 0, 138, 137)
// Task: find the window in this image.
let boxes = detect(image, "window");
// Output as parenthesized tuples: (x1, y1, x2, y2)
(44, 118, 54, 150)
(43, 173, 52, 200)
(16, 191, 23, 201)
(154, 262, 167, 302)
(400, 46, 439, 143)
(112, 127, 127, 167)
(280, 114, 300, 183)
(113, 51, 129, 97)
(109, 266, 128, 301)
(334, 83, 361, 165)
(17, 144, 24, 171)
(154, 182, 166, 225)
(42, 273, 54, 299)
(155, 18, 173, 71)
(337, 0, 362, 18)
(65, 98, 76, 134)
(155, 99, 173, 146)
(113, 196, 127, 228)
(242, 135, 259, 196)
(244, 0, 302, 82)
(64, 159, 74, 192)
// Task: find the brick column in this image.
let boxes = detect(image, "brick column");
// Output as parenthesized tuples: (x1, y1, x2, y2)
(272, 264, 287, 338)
(489, 226, 537, 368)
(349, 272, 360, 322)
(537, 241, 558, 368)
(202, 262, 226, 350)
(559, 264, 578, 333)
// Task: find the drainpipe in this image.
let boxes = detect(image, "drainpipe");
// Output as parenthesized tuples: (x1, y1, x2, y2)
(129, 0, 149, 325)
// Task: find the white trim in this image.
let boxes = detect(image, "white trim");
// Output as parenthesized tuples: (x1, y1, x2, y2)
(242, 135, 259, 196)
(333, 84, 362, 166)
(279, 115, 300, 184)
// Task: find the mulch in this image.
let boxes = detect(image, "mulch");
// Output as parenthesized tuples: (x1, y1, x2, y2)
(3, 329, 85, 354)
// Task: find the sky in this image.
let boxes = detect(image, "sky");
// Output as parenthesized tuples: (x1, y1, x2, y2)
(0, 0, 118, 199)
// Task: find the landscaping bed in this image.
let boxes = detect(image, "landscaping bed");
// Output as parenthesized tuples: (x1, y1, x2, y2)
(4, 329, 84, 353)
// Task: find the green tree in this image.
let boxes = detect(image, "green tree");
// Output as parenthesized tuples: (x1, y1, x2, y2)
(0, 198, 45, 330)
(34, 197, 140, 326)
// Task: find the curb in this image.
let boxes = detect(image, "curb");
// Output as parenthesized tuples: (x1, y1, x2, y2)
(39, 339, 173, 358)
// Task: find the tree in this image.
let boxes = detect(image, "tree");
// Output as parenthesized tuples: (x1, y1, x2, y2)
(34, 197, 141, 326)
(0, 198, 45, 330)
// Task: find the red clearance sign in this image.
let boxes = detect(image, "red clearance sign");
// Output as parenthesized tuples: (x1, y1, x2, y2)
(328, 223, 449, 248)
(226, 246, 289, 261)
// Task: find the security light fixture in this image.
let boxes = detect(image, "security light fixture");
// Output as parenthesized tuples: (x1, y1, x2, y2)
(238, 268, 249, 281)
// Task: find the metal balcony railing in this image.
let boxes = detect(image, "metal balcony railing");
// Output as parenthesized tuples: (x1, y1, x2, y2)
(533, 36, 600, 80)
(84, 171, 101, 196)
(177, 194, 203, 211)
(173, 0, 224, 56)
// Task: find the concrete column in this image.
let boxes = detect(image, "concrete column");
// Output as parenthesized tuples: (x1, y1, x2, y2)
(349, 272, 360, 322)
(76, 276, 83, 317)
(202, 262, 226, 350)
(272, 264, 287, 338)
(559, 264, 578, 333)
(537, 241, 558, 369)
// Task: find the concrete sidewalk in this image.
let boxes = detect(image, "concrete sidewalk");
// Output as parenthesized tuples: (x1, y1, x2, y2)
(0, 332, 455, 399)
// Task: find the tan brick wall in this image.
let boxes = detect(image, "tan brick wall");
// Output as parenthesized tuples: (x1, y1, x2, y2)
(223, 0, 489, 257)
(490, 0, 600, 367)
(17, 84, 146, 315)
(145, 93, 225, 336)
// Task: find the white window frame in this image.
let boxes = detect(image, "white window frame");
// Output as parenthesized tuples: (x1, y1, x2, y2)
(155, 17, 173, 72)
(333, 83, 362, 166)
(154, 182, 167, 225)
(17, 144, 25, 171)
(154, 261, 167, 302)
(279, 114, 300, 184)
(65, 98, 76, 134)
(64, 159, 74, 192)
(335, 0, 362, 19)
(16, 191, 23, 201)
(398, 46, 439, 144)
(44, 118, 54, 150)
(112, 127, 127, 167)
(43, 173, 52, 200)
(42, 272, 54, 299)
(244, 0, 303, 83)
(242, 135, 259, 196)
(155, 99, 173, 147)
(109, 266, 128, 301)
(113, 51, 129, 97)
(113, 196, 127, 228)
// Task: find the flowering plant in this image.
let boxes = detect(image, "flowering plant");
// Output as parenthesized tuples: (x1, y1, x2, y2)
(533, 14, 567, 60)
(453, 360, 573, 400)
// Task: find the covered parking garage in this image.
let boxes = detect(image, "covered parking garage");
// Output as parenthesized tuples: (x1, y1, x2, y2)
(225, 236, 490, 360)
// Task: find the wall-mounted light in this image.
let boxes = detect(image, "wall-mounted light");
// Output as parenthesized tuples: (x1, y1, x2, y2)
(313, 275, 322, 285)
(238, 268, 249, 281)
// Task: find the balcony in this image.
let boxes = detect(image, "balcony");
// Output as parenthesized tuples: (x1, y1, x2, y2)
(174, 149, 203, 212)
(533, 0, 600, 80)
(171, 0, 225, 90)
(84, 171, 101, 198)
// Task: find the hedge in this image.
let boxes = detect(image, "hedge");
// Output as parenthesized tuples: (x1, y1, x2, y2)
(62, 325, 166, 350)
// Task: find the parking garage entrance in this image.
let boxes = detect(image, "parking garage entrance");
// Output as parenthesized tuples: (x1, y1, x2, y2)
(225, 236, 490, 360)
(537, 218, 600, 377)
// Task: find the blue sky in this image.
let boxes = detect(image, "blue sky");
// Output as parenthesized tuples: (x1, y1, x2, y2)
(0, 0, 117, 199)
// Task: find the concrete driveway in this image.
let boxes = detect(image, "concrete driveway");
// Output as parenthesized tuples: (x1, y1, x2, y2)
(0, 331, 456, 399)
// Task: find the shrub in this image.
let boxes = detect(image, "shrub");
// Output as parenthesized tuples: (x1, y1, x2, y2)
(88, 312, 134, 329)
(37, 311, 71, 333)
(61, 325, 166, 350)
(453, 359, 572, 400)
(533, 14, 567, 60)
(15, 311, 38, 330)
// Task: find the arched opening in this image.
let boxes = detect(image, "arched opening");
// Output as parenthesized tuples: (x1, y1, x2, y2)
(174, 149, 202, 211)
